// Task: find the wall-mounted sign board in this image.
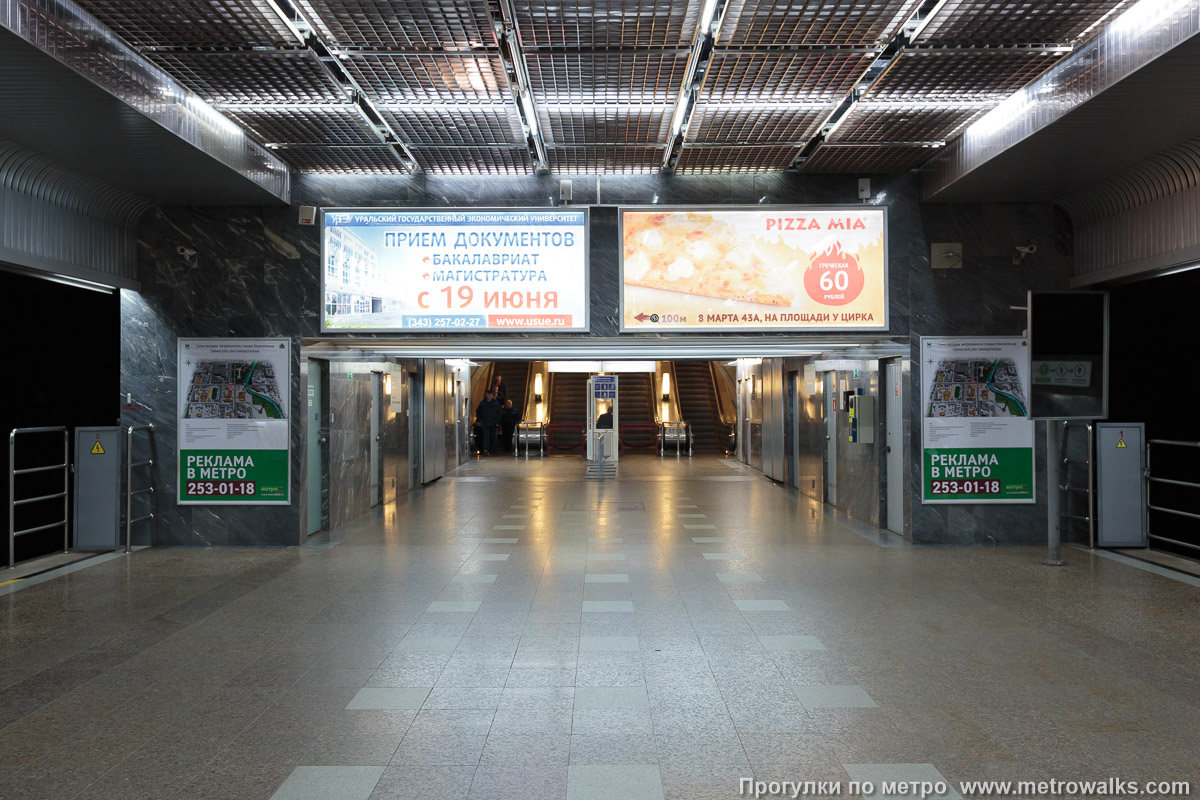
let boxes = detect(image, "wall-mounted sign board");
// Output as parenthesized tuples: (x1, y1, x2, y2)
(322, 208, 589, 333)
(619, 206, 887, 332)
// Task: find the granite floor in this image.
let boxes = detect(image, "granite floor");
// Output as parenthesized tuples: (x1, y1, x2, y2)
(0, 455, 1197, 799)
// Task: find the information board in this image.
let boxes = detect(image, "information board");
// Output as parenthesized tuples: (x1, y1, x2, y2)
(322, 208, 589, 332)
(177, 338, 290, 505)
(920, 336, 1034, 504)
(620, 206, 887, 331)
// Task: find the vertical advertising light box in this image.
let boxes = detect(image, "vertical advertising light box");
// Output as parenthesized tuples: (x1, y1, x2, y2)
(620, 206, 887, 331)
(921, 336, 1034, 504)
(177, 338, 291, 505)
(322, 208, 589, 332)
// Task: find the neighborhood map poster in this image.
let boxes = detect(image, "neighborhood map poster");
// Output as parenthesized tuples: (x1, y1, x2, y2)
(921, 336, 1034, 504)
(177, 338, 290, 505)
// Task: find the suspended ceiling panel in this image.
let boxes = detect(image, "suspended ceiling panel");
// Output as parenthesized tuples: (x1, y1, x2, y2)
(527, 52, 690, 104)
(294, 0, 496, 49)
(226, 105, 379, 145)
(801, 142, 942, 172)
(412, 146, 535, 175)
(280, 144, 405, 173)
(690, 105, 831, 144)
(344, 54, 510, 102)
(75, 0, 295, 47)
(548, 146, 664, 174)
(539, 107, 671, 146)
(829, 103, 987, 144)
(701, 52, 874, 103)
(677, 145, 803, 174)
(914, 0, 1132, 45)
(513, 0, 698, 48)
(719, 0, 921, 47)
(869, 48, 1066, 100)
(380, 106, 525, 145)
(151, 51, 347, 104)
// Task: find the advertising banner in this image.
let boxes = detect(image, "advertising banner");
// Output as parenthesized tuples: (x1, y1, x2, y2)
(322, 208, 589, 332)
(620, 206, 887, 331)
(920, 336, 1034, 504)
(177, 338, 290, 505)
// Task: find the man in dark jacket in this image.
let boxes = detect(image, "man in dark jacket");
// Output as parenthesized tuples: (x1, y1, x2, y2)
(500, 399, 520, 452)
(476, 391, 501, 454)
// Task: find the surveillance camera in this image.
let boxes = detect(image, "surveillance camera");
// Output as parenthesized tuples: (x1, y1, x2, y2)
(176, 246, 196, 257)
(1016, 244, 1037, 255)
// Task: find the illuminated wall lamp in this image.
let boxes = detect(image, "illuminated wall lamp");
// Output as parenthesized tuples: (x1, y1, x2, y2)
(384, 373, 392, 395)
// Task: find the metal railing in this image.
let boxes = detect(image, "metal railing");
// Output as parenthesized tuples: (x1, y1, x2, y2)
(125, 424, 155, 554)
(659, 421, 692, 457)
(1059, 421, 1095, 550)
(8, 427, 69, 569)
(1146, 439, 1200, 554)
(513, 422, 545, 458)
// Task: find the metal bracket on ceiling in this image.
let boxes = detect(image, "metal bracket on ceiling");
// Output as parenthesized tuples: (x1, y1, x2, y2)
(260, 0, 420, 172)
(660, 0, 730, 175)
(489, 0, 550, 173)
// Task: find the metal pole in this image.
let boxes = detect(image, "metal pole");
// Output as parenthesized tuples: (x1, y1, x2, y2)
(1145, 441, 1152, 548)
(1086, 423, 1095, 550)
(125, 426, 133, 554)
(62, 429, 69, 554)
(8, 430, 14, 569)
(1045, 421, 1065, 566)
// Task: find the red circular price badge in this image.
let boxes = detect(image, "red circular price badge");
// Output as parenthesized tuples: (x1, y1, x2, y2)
(804, 244, 865, 306)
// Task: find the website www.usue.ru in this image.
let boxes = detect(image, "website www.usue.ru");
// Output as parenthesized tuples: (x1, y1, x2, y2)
(739, 777, 1191, 798)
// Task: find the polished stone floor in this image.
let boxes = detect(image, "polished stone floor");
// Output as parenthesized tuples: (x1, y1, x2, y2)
(0, 455, 1197, 799)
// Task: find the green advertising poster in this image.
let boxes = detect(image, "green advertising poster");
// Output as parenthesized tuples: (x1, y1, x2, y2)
(177, 338, 290, 505)
(920, 336, 1034, 504)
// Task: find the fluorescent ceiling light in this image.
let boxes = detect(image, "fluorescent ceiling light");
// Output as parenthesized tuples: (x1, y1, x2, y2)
(698, 0, 721, 34)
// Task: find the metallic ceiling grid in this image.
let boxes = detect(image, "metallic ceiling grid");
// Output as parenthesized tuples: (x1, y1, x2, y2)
(526, 52, 691, 104)
(538, 108, 672, 146)
(513, 0, 699, 48)
(700, 52, 876, 102)
(915, 0, 1133, 45)
(294, 0, 495, 49)
(54, 0, 1147, 176)
(676, 144, 803, 173)
(719, 0, 922, 46)
(690, 105, 831, 144)
(226, 105, 381, 145)
(411, 145, 535, 175)
(379, 106, 525, 146)
(152, 51, 347, 104)
(343, 54, 509, 102)
(548, 146, 664, 174)
(868, 48, 1066, 100)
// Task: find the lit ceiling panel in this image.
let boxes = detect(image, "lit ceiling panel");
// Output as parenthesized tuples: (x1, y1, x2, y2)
(719, 0, 920, 47)
(676, 145, 803, 174)
(226, 105, 381, 145)
(548, 146, 665, 174)
(829, 103, 990, 143)
(279, 145, 408, 173)
(539, 107, 672, 146)
(869, 49, 1066, 101)
(527, 53, 691, 104)
(413, 146, 535, 175)
(380, 106, 525, 145)
(343, 54, 510, 103)
(799, 142, 943, 172)
(75, 0, 295, 47)
(150, 51, 347, 105)
(914, 0, 1132, 45)
(701, 52, 874, 103)
(514, 0, 699, 48)
(295, 0, 495, 49)
(689, 105, 831, 144)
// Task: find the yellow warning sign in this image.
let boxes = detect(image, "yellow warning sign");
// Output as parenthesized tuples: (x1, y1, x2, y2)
(1116, 432, 1127, 449)
(90, 441, 105, 455)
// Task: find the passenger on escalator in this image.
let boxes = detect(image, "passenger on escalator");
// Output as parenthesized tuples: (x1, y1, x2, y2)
(476, 391, 501, 454)
(500, 399, 519, 452)
(492, 374, 507, 406)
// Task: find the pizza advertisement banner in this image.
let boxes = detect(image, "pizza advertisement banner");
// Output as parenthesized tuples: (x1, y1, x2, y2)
(920, 336, 1035, 505)
(619, 206, 887, 332)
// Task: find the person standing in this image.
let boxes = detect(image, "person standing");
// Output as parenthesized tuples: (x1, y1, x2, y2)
(500, 398, 519, 452)
(492, 374, 507, 406)
(475, 391, 501, 454)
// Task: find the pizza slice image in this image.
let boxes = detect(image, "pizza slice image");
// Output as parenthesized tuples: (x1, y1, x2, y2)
(622, 212, 794, 307)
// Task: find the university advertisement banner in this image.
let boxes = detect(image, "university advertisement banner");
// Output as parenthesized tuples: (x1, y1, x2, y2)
(619, 206, 887, 331)
(920, 336, 1034, 504)
(177, 338, 290, 505)
(322, 208, 589, 332)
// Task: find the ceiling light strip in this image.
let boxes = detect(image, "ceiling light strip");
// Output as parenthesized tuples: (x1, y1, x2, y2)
(661, 0, 731, 172)
(260, 0, 419, 171)
(492, 0, 549, 172)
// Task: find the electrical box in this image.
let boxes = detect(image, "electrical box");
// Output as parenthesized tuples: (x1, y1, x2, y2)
(73, 427, 121, 551)
(1096, 423, 1146, 547)
(848, 394, 876, 444)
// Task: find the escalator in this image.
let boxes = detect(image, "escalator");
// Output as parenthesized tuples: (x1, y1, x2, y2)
(490, 361, 529, 416)
(618, 373, 657, 452)
(548, 372, 587, 450)
(674, 361, 727, 454)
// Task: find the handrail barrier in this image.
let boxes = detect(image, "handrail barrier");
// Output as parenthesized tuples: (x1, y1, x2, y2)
(1147, 439, 1200, 554)
(125, 424, 155, 554)
(8, 426, 69, 569)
